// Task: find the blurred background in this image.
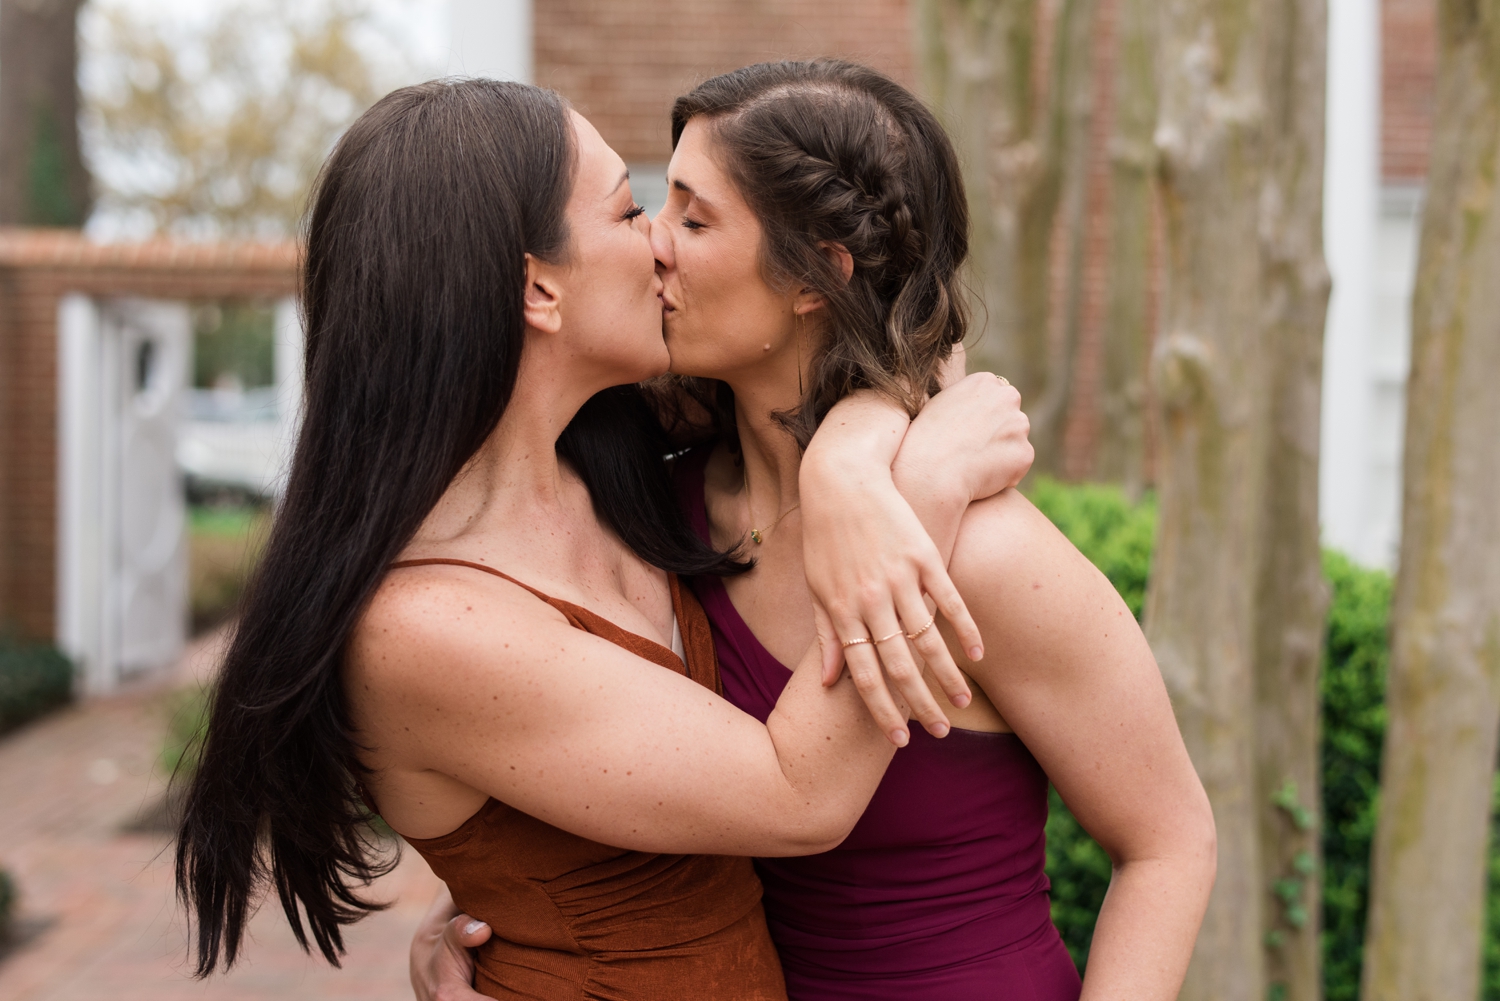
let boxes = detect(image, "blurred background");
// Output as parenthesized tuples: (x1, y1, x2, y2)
(0, 2, 1495, 1001)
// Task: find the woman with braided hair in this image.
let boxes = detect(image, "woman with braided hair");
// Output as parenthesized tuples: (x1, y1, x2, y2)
(417, 60, 1215, 1001)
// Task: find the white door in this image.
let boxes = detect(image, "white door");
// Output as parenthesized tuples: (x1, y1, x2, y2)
(111, 300, 190, 674)
(57, 296, 190, 692)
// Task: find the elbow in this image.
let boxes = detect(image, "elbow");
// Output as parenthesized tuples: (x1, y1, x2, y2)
(758, 804, 858, 857)
(1196, 804, 1218, 892)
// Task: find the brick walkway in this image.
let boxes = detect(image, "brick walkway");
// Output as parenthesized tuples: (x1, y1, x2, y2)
(0, 632, 441, 1001)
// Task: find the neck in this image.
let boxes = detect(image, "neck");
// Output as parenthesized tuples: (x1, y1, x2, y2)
(726, 350, 808, 519)
(414, 342, 602, 549)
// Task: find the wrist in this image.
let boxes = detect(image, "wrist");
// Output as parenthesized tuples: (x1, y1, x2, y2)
(893, 421, 977, 504)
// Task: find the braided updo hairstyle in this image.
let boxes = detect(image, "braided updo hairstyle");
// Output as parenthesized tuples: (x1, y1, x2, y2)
(671, 59, 969, 446)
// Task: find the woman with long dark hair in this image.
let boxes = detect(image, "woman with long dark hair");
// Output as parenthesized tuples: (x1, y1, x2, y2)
(177, 78, 1030, 1001)
(422, 61, 1215, 1000)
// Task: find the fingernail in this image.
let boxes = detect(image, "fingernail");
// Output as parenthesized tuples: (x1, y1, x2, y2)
(464, 919, 488, 936)
(931, 722, 950, 738)
(954, 693, 971, 708)
(968, 646, 984, 661)
(892, 728, 909, 747)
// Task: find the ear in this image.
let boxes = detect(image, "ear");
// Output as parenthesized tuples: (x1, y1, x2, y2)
(794, 241, 854, 316)
(522, 253, 564, 335)
(819, 241, 854, 284)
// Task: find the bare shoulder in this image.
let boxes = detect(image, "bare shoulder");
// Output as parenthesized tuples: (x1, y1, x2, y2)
(347, 563, 569, 700)
(947, 489, 1119, 610)
(942, 488, 1146, 696)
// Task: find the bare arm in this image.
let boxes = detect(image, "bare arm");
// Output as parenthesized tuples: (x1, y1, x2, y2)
(945, 492, 1215, 999)
(350, 567, 900, 857)
(798, 372, 1033, 739)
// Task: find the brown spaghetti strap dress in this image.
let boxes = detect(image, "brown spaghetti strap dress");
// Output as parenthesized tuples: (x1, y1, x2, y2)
(384, 558, 787, 1001)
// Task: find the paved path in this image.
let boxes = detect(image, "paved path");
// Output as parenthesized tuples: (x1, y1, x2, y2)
(0, 633, 441, 1001)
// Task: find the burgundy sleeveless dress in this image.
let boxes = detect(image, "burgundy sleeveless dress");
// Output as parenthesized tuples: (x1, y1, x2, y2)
(676, 448, 1082, 1000)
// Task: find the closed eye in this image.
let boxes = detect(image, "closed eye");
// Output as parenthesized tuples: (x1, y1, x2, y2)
(681, 217, 704, 230)
(623, 204, 646, 221)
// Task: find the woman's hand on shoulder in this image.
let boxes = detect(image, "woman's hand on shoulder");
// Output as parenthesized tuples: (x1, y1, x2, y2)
(894, 371, 1033, 520)
(797, 371, 1034, 745)
(801, 391, 984, 743)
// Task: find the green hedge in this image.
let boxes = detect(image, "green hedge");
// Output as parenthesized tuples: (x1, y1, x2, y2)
(0, 866, 15, 939)
(1023, 478, 1473, 997)
(0, 634, 74, 736)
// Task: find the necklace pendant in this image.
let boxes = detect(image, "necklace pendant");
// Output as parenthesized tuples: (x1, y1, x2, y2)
(750, 529, 764, 544)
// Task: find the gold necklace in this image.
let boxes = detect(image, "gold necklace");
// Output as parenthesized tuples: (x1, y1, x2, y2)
(743, 467, 799, 545)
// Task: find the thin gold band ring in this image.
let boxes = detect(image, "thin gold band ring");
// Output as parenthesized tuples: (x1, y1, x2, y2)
(840, 636, 872, 648)
(906, 616, 937, 641)
(873, 629, 906, 645)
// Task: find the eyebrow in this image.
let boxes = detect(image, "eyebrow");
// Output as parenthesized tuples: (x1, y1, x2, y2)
(672, 178, 712, 207)
(610, 169, 630, 195)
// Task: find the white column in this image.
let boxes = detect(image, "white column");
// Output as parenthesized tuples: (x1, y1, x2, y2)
(1320, 0, 1383, 565)
(448, 0, 533, 83)
(56, 294, 106, 692)
(272, 298, 304, 496)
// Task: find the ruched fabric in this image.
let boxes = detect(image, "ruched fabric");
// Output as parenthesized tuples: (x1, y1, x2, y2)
(389, 559, 787, 1001)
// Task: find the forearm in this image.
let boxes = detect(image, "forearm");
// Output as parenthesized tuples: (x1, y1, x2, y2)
(890, 452, 969, 565)
(802, 390, 909, 491)
(1077, 853, 1215, 999)
(758, 643, 902, 853)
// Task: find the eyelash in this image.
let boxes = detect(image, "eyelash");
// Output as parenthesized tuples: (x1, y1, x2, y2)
(681, 218, 703, 230)
(623, 204, 646, 221)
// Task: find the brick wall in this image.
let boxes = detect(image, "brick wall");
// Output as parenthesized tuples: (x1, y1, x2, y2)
(535, 0, 914, 162)
(1382, 0, 1437, 183)
(0, 229, 296, 642)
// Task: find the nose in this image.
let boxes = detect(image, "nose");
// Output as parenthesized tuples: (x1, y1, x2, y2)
(650, 208, 674, 272)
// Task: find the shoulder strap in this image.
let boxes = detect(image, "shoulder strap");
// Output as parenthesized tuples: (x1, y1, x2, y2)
(388, 557, 695, 680)
(390, 557, 551, 602)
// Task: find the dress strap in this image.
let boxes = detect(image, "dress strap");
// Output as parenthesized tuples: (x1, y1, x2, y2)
(388, 557, 691, 678)
(390, 557, 553, 602)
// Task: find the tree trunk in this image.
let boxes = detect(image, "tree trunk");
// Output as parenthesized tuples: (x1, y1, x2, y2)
(1025, 0, 1097, 475)
(1362, 3, 1500, 998)
(0, 0, 92, 226)
(1253, 3, 1331, 1000)
(915, 0, 1093, 475)
(1143, 2, 1271, 998)
(1094, 0, 1155, 496)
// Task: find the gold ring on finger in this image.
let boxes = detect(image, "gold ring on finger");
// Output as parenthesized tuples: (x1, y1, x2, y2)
(905, 615, 936, 640)
(841, 635, 872, 648)
(873, 629, 905, 644)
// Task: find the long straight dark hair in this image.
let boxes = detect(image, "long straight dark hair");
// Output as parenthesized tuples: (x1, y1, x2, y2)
(176, 78, 743, 977)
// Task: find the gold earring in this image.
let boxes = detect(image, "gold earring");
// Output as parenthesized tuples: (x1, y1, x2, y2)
(796, 311, 804, 397)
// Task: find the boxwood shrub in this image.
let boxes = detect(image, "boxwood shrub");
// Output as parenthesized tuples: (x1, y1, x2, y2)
(0, 866, 15, 939)
(0, 634, 73, 736)
(1022, 478, 1476, 998)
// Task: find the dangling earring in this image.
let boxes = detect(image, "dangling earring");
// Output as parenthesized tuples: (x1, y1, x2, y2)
(796, 310, 804, 398)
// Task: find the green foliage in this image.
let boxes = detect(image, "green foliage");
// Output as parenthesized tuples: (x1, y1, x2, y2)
(189, 503, 270, 632)
(1045, 786, 1113, 968)
(192, 302, 276, 389)
(1024, 481, 1403, 998)
(1319, 550, 1392, 1000)
(0, 867, 15, 938)
(0, 634, 74, 736)
(1025, 476, 1155, 969)
(161, 685, 213, 779)
(1024, 477, 1155, 619)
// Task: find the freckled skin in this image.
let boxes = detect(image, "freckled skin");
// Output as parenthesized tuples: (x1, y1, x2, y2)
(342, 111, 901, 859)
